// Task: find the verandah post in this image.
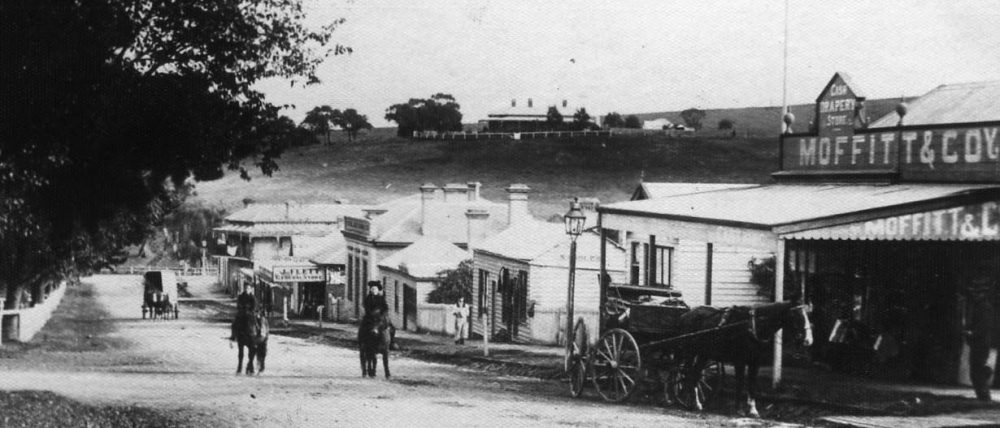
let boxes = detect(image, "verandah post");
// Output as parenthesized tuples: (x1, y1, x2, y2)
(772, 239, 786, 388)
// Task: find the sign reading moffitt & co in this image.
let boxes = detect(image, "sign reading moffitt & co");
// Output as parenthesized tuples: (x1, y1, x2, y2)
(779, 73, 1000, 182)
(804, 201, 1000, 241)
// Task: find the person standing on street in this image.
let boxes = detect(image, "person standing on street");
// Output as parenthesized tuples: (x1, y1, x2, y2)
(965, 260, 997, 402)
(453, 296, 470, 345)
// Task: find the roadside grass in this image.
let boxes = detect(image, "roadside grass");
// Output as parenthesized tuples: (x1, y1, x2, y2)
(0, 390, 202, 428)
(191, 133, 777, 220)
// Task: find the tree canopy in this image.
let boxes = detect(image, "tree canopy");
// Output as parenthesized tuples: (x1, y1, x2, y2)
(0, 0, 347, 308)
(572, 108, 592, 130)
(384, 94, 463, 137)
(718, 118, 735, 130)
(680, 108, 707, 131)
(337, 109, 374, 141)
(624, 115, 642, 129)
(603, 112, 625, 128)
(426, 260, 473, 304)
(546, 106, 564, 129)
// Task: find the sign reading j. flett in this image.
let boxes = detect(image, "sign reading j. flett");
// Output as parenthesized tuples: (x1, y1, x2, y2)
(781, 124, 1000, 181)
(788, 201, 1000, 241)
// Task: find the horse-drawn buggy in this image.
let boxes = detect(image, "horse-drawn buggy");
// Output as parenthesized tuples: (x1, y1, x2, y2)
(567, 281, 813, 416)
(141, 270, 180, 320)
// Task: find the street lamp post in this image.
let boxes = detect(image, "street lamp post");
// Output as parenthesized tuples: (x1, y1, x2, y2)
(563, 198, 586, 370)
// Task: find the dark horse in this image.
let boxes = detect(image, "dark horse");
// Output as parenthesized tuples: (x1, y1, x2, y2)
(233, 311, 269, 375)
(677, 300, 813, 417)
(358, 313, 392, 378)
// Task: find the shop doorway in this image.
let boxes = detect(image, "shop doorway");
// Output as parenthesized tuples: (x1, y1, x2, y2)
(403, 284, 416, 331)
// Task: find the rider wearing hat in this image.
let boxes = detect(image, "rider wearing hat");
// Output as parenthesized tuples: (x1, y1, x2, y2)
(230, 283, 258, 342)
(362, 281, 397, 349)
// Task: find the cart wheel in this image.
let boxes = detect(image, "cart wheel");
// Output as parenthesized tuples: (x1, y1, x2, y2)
(568, 319, 589, 398)
(667, 357, 725, 411)
(590, 328, 642, 402)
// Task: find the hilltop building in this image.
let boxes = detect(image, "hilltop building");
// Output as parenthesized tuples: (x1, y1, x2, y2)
(482, 99, 589, 132)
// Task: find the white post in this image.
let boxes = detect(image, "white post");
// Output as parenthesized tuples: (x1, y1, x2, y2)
(482, 311, 490, 357)
(772, 239, 786, 388)
(317, 306, 324, 327)
(283, 297, 289, 322)
(0, 297, 5, 345)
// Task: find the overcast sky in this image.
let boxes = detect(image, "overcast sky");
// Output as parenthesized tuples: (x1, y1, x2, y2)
(255, 0, 1000, 127)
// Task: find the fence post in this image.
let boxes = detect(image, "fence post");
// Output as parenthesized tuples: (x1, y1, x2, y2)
(0, 297, 4, 346)
(283, 297, 288, 323)
(317, 305, 324, 327)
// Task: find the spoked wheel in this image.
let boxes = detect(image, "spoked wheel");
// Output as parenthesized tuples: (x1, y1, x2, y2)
(568, 319, 589, 398)
(666, 356, 725, 411)
(590, 328, 642, 402)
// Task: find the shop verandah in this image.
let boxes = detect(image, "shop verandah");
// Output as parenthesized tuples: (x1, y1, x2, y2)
(597, 183, 1000, 386)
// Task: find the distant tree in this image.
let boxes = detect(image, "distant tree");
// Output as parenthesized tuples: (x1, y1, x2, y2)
(385, 93, 463, 137)
(426, 260, 473, 304)
(572, 108, 592, 130)
(546, 106, 564, 130)
(680, 108, 707, 131)
(603, 112, 625, 128)
(624, 115, 642, 129)
(718, 118, 735, 130)
(301, 106, 336, 144)
(335, 108, 373, 141)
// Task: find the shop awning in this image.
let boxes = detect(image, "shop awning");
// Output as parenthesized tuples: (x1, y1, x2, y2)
(600, 183, 1000, 248)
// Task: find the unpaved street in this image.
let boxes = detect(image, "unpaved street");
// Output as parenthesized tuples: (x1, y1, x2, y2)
(1, 275, 738, 427)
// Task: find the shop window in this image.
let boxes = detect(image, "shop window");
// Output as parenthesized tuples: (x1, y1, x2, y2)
(654, 246, 673, 287)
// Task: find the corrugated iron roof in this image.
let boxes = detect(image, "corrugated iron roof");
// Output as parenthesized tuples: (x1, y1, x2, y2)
(602, 183, 1000, 228)
(487, 105, 575, 118)
(225, 203, 368, 223)
(370, 195, 510, 244)
(476, 220, 566, 261)
(869, 80, 1000, 127)
(632, 182, 758, 201)
(214, 223, 336, 237)
(378, 236, 469, 278)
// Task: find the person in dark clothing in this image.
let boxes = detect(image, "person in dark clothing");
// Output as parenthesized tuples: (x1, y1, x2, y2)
(362, 281, 396, 349)
(231, 284, 258, 343)
(965, 270, 996, 402)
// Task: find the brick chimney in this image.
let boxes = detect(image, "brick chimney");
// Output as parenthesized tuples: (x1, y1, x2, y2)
(511, 99, 516, 107)
(505, 183, 531, 225)
(465, 208, 489, 257)
(528, 98, 533, 108)
(442, 183, 468, 203)
(467, 181, 481, 202)
(562, 99, 568, 108)
(420, 183, 438, 235)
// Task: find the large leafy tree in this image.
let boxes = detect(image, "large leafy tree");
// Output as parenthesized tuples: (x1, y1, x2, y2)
(385, 93, 463, 137)
(624, 114, 642, 129)
(546, 106, 564, 131)
(302, 106, 338, 145)
(0, 0, 347, 309)
(603, 112, 625, 128)
(337, 109, 373, 142)
(572, 108, 592, 130)
(680, 108, 707, 131)
(426, 260, 473, 304)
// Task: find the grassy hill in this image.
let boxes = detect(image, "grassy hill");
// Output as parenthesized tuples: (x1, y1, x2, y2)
(191, 133, 779, 221)
(633, 97, 914, 138)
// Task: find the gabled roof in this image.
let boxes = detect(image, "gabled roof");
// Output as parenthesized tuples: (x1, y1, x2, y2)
(631, 182, 757, 201)
(378, 236, 469, 278)
(476, 220, 566, 261)
(475, 220, 625, 270)
(487, 105, 576, 118)
(869, 80, 1000, 128)
(225, 203, 368, 224)
(302, 233, 348, 265)
(369, 195, 510, 244)
(817, 71, 866, 101)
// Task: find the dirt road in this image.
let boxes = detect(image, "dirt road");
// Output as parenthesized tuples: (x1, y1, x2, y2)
(1, 275, 743, 427)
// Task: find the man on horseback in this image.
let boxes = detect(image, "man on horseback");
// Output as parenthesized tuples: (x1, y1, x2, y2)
(363, 281, 397, 349)
(230, 283, 259, 344)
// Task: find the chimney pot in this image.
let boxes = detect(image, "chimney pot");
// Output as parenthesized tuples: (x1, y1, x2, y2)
(465, 208, 490, 257)
(511, 99, 516, 107)
(562, 99, 567, 108)
(420, 183, 438, 235)
(528, 98, 533, 108)
(443, 183, 468, 203)
(505, 183, 531, 225)
(467, 181, 481, 202)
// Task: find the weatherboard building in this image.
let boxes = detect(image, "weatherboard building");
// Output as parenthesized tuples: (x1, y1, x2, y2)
(597, 73, 999, 386)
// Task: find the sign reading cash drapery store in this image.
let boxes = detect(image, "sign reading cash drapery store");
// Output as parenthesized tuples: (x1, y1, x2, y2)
(787, 201, 1000, 241)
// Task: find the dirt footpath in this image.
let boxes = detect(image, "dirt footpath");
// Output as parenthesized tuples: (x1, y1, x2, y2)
(0, 275, 747, 428)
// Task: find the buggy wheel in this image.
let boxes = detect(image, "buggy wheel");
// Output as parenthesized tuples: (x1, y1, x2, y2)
(667, 357, 725, 410)
(590, 328, 641, 402)
(568, 319, 589, 398)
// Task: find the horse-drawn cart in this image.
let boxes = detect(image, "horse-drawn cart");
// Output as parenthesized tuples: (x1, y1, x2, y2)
(141, 270, 179, 320)
(567, 282, 810, 412)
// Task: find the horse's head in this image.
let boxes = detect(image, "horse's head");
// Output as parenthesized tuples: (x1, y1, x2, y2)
(787, 301, 813, 348)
